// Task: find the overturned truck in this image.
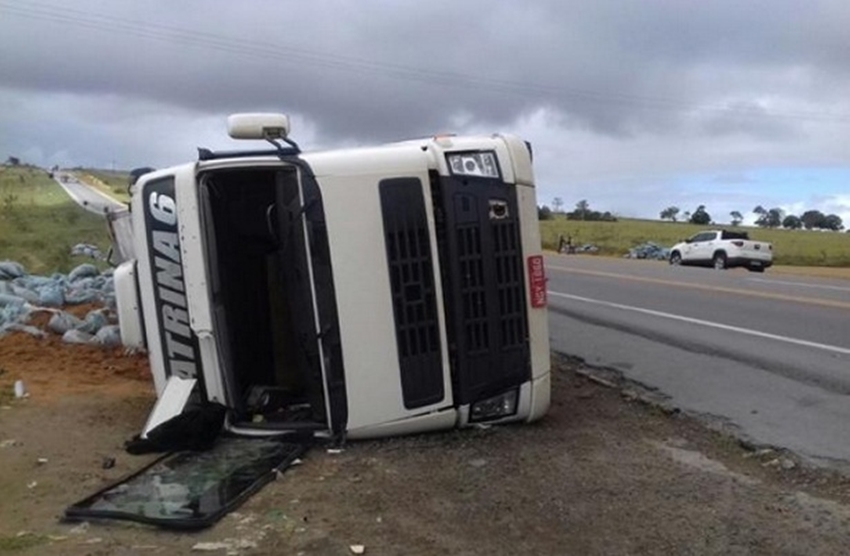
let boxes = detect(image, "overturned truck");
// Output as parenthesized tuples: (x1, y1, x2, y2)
(68, 114, 550, 528)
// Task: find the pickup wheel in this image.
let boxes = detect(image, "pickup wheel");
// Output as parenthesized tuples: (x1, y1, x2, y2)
(669, 251, 682, 266)
(713, 252, 727, 270)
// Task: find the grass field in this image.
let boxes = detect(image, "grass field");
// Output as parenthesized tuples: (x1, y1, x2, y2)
(76, 169, 131, 204)
(2, 165, 848, 274)
(541, 216, 850, 267)
(0, 166, 111, 274)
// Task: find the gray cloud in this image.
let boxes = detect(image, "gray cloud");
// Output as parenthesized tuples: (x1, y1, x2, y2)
(1, 0, 849, 221)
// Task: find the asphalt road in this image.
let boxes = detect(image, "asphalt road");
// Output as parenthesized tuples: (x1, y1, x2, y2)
(53, 173, 126, 214)
(546, 254, 850, 467)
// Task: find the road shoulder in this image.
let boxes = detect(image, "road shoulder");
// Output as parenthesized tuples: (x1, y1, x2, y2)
(2, 345, 849, 554)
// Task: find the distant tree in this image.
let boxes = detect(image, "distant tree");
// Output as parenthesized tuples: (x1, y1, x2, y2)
(575, 199, 590, 220)
(564, 200, 618, 222)
(551, 197, 564, 213)
(6, 156, 20, 166)
(754, 206, 783, 228)
(682, 210, 691, 222)
(690, 205, 711, 225)
(660, 206, 680, 222)
(765, 208, 784, 228)
(537, 205, 553, 221)
(782, 215, 802, 229)
(801, 209, 826, 230)
(730, 210, 743, 226)
(823, 214, 844, 231)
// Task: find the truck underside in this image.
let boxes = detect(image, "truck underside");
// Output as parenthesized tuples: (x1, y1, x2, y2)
(200, 167, 330, 432)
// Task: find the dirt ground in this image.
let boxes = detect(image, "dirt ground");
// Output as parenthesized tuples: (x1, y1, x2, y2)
(2, 312, 850, 555)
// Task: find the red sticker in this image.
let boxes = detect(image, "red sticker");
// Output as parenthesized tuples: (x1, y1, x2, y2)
(527, 255, 547, 308)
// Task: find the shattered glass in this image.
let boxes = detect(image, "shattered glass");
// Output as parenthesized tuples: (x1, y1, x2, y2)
(65, 437, 307, 529)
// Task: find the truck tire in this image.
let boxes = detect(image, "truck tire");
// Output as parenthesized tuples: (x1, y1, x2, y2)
(713, 252, 727, 270)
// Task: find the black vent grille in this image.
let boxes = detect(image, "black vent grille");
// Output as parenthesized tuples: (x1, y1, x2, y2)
(457, 225, 489, 353)
(432, 176, 531, 405)
(380, 179, 444, 409)
(493, 221, 526, 348)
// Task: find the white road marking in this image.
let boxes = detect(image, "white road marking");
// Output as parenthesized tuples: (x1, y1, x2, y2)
(547, 263, 850, 310)
(548, 291, 850, 356)
(53, 177, 84, 205)
(54, 176, 124, 214)
(747, 277, 850, 293)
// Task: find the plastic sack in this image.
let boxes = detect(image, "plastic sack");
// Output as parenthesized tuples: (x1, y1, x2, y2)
(62, 329, 94, 344)
(78, 310, 108, 334)
(48, 311, 85, 335)
(71, 277, 94, 290)
(101, 277, 115, 294)
(102, 293, 117, 310)
(65, 288, 100, 305)
(0, 302, 29, 326)
(38, 283, 65, 308)
(0, 293, 27, 307)
(93, 325, 122, 347)
(69, 263, 99, 282)
(0, 261, 26, 280)
(10, 285, 39, 304)
(19, 275, 54, 289)
(2, 323, 45, 338)
(70, 243, 104, 260)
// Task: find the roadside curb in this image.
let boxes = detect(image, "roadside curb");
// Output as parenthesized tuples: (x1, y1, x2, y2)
(555, 352, 838, 478)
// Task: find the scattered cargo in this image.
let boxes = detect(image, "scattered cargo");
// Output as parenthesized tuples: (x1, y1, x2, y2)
(0, 260, 119, 345)
(625, 242, 670, 260)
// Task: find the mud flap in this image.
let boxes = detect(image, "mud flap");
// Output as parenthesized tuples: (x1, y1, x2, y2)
(64, 436, 310, 530)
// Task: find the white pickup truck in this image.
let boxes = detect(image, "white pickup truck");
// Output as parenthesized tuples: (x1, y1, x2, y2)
(669, 230, 773, 272)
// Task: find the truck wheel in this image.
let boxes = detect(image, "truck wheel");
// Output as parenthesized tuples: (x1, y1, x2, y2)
(713, 252, 727, 270)
(669, 252, 682, 266)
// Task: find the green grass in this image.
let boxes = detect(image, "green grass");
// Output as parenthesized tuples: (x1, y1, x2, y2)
(541, 216, 850, 267)
(0, 166, 112, 274)
(0, 533, 48, 553)
(76, 168, 131, 204)
(1, 166, 848, 272)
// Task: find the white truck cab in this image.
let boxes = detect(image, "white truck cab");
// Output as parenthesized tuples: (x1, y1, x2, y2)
(68, 114, 551, 529)
(111, 114, 550, 443)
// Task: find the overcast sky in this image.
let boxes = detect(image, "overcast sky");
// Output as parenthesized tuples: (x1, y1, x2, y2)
(1, 0, 849, 225)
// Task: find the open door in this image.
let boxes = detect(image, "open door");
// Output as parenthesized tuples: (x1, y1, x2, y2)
(64, 436, 309, 529)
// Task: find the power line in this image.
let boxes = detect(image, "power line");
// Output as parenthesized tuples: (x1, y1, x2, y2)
(2, 0, 849, 124)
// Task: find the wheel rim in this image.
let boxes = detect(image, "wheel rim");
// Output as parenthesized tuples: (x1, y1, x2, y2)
(714, 256, 725, 269)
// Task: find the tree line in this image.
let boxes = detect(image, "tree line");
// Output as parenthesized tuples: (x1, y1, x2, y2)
(537, 196, 844, 232)
(539, 198, 617, 222)
(659, 205, 844, 231)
